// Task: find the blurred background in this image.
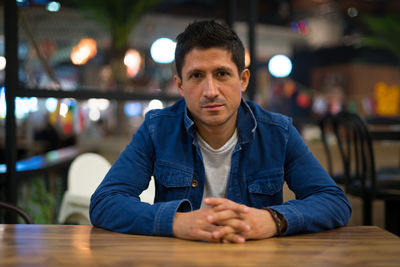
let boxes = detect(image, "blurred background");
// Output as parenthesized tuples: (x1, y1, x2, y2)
(1, 0, 399, 230)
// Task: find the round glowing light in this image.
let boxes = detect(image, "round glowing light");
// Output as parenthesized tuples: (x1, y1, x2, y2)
(148, 99, 163, 110)
(142, 99, 164, 116)
(268, 54, 292, 78)
(88, 98, 109, 111)
(124, 49, 142, 78)
(89, 108, 101, 121)
(347, 7, 358, 18)
(124, 102, 142, 117)
(45, 98, 58, 113)
(124, 49, 141, 67)
(150, 38, 176, 64)
(46, 1, 61, 12)
(0, 56, 6, 71)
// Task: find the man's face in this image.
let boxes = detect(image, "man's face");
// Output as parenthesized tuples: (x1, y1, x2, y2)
(174, 47, 249, 131)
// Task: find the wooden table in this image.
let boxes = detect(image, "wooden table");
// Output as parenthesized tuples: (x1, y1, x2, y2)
(1, 225, 399, 266)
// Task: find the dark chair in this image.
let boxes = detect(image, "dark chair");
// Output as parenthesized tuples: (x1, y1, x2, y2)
(318, 114, 345, 184)
(0, 201, 34, 224)
(321, 111, 400, 235)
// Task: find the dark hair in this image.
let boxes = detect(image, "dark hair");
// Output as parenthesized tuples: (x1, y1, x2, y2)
(175, 20, 245, 78)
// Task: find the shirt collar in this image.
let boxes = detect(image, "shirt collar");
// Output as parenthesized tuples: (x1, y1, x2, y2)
(183, 103, 196, 138)
(183, 98, 257, 143)
(237, 99, 257, 145)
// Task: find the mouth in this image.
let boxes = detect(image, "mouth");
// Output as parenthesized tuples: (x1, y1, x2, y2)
(202, 104, 224, 111)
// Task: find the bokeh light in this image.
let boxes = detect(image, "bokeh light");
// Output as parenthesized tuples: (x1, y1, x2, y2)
(142, 99, 164, 116)
(124, 49, 142, 78)
(0, 87, 5, 119)
(1, 87, 39, 119)
(347, 7, 358, 18)
(124, 102, 142, 117)
(245, 49, 251, 67)
(88, 98, 110, 111)
(89, 108, 101, 121)
(150, 38, 176, 64)
(45, 97, 58, 113)
(46, 1, 61, 12)
(71, 38, 97, 65)
(268, 54, 292, 78)
(0, 56, 6, 71)
(59, 103, 69, 118)
(148, 99, 163, 110)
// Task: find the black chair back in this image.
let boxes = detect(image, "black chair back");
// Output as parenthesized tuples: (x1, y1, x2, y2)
(334, 112, 376, 197)
(319, 114, 335, 178)
(319, 111, 377, 225)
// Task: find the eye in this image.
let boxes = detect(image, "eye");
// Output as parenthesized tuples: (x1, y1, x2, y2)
(217, 71, 229, 78)
(189, 72, 202, 79)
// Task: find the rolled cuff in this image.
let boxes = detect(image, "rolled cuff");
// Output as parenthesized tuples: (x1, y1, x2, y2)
(153, 199, 192, 236)
(268, 204, 304, 236)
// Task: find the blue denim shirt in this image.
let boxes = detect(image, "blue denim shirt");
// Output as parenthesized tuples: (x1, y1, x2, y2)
(90, 98, 351, 236)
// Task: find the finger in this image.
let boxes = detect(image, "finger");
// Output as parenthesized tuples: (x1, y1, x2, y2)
(221, 233, 246, 244)
(203, 221, 221, 233)
(193, 229, 222, 243)
(204, 198, 250, 214)
(213, 218, 251, 234)
(211, 225, 236, 239)
(204, 197, 232, 206)
(206, 209, 240, 223)
(207, 211, 251, 234)
(212, 202, 250, 214)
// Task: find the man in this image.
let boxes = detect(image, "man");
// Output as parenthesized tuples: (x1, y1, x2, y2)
(90, 20, 351, 243)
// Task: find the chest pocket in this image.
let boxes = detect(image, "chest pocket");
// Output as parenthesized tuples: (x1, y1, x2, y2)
(153, 160, 193, 202)
(246, 168, 284, 208)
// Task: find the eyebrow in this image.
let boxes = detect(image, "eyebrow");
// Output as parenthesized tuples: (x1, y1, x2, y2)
(214, 66, 234, 73)
(185, 66, 235, 78)
(185, 69, 203, 78)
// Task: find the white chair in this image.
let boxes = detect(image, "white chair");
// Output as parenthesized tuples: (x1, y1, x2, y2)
(139, 176, 155, 204)
(58, 152, 156, 224)
(58, 153, 111, 224)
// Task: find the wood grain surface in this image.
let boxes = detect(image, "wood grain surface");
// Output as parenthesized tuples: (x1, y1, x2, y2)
(1, 225, 399, 266)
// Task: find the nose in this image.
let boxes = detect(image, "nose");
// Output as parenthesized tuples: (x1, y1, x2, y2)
(203, 76, 218, 99)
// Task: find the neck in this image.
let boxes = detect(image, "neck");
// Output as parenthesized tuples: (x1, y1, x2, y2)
(196, 121, 237, 149)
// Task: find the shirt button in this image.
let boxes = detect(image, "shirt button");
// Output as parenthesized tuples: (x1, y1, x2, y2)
(192, 179, 198, 188)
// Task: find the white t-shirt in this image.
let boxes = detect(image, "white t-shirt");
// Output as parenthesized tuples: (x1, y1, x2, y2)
(196, 130, 238, 207)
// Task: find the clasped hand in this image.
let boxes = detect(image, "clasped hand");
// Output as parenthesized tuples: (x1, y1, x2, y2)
(173, 197, 277, 243)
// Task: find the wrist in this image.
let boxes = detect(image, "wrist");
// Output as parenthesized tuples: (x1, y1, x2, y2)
(173, 212, 184, 238)
(264, 208, 287, 236)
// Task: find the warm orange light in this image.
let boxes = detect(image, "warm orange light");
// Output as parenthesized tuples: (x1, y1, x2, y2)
(124, 49, 142, 78)
(70, 38, 97, 65)
(374, 82, 399, 116)
(245, 49, 251, 67)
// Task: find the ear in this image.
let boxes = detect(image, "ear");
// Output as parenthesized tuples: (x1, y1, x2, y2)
(174, 75, 184, 97)
(240, 69, 250, 93)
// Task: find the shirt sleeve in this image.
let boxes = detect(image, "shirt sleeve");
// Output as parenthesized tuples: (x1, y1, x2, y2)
(89, 115, 192, 236)
(268, 123, 352, 236)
